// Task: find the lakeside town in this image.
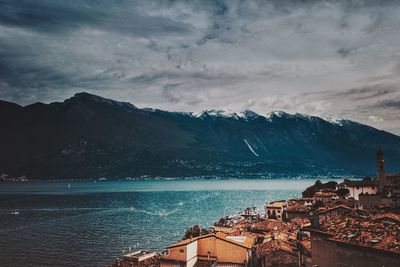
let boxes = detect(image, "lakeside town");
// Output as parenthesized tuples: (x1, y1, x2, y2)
(108, 149, 400, 267)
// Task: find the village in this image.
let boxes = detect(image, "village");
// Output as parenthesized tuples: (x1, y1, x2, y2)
(108, 149, 400, 267)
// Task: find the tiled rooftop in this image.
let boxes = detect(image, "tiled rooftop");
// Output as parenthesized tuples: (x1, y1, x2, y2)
(318, 204, 353, 214)
(314, 192, 337, 198)
(286, 205, 310, 212)
(253, 219, 288, 232)
(266, 201, 287, 208)
(256, 239, 294, 257)
(314, 213, 400, 254)
(290, 217, 310, 228)
(166, 232, 253, 249)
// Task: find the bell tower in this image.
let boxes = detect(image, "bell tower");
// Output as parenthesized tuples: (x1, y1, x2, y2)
(376, 148, 386, 191)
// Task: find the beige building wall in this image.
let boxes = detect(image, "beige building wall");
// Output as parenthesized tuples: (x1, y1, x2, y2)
(215, 239, 248, 264)
(164, 246, 187, 262)
(347, 186, 377, 200)
(161, 241, 198, 267)
(162, 235, 250, 266)
(197, 236, 217, 257)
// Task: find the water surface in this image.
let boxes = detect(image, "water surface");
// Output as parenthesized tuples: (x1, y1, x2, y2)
(0, 179, 318, 267)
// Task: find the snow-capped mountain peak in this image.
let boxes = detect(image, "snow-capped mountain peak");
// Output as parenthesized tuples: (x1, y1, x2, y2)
(195, 109, 239, 119)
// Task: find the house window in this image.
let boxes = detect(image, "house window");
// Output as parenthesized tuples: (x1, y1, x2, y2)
(356, 187, 360, 190)
(180, 249, 185, 253)
(372, 187, 375, 189)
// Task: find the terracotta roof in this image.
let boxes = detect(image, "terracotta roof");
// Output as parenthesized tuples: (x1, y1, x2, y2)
(253, 219, 288, 232)
(300, 198, 314, 201)
(266, 201, 287, 208)
(307, 213, 400, 254)
(318, 205, 353, 214)
(290, 217, 310, 227)
(166, 234, 214, 248)
(314, 192, 337, 198)
(166, 233, 252, 249)
(256, 239, 294, 257)
(372, 213, 400, 223)
(286, 206, 310, 212)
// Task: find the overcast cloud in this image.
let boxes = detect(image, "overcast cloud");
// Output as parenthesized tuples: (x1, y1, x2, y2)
(1, 0, 400, 133)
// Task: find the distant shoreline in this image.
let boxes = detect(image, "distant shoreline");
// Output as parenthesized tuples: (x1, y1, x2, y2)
(0, 175, 358, 183)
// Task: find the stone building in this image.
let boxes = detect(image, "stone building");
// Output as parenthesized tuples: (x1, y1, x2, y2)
(265, 201, 287, 221)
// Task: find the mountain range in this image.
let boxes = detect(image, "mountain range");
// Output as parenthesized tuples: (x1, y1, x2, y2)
(1, 92, 400, 179)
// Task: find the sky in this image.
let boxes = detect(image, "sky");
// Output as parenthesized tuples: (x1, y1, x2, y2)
(1, 0, 400, 134)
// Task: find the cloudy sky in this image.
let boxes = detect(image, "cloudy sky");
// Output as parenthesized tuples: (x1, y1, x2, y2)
(1, 0, 400, 134)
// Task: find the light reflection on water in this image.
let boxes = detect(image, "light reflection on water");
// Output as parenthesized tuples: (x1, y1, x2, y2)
(0, 179, 320, 267)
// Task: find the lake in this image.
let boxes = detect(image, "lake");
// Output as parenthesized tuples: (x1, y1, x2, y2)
(0, 179, 322, 267)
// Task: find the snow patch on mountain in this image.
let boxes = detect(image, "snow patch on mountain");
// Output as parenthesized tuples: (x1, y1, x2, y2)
(192, 109, 263, 121)
(238, 110, 261, 120)
(244, 139, 259, 157)
(194, 109, 239, 119)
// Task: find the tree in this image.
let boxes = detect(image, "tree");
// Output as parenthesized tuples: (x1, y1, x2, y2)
(335, 188, 350, 198)
(183, 225, 207, 240)
(302, 180, 338, 197)
(324, 181, 338, 189)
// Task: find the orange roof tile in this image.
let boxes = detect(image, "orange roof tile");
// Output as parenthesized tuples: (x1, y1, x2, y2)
(256, 239, 294, 257)
(307, 213, 400, 254)
(318, 205, 353, 214)
(314, 192, 337, 197)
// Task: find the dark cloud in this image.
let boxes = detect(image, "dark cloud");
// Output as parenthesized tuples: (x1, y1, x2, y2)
(373, 98, 400, 109)
(0, 0, 192, 36)
(337, 47, 353, 57)
(1, 0, 400, 133)
(0, 1, 94, 32)
(331, 84, 398, 101)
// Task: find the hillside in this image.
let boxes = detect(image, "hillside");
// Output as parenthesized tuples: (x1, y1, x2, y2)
(1, 92, 399, 179)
